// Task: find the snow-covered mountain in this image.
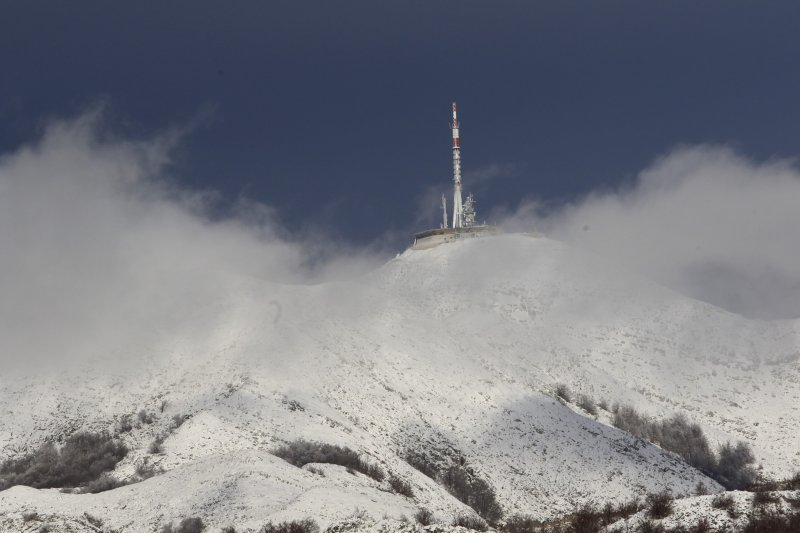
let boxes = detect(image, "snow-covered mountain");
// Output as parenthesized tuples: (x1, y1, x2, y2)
(1, 234, 798, 531)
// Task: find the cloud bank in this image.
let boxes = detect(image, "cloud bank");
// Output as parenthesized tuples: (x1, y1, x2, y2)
(4, 110, 798, 375)
(499, 146, 800, 320)
(0, 111, 383, 370)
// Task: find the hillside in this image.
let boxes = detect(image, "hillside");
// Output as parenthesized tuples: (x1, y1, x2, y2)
(606, 490, 800, 531)
(0, 234, 798, 531)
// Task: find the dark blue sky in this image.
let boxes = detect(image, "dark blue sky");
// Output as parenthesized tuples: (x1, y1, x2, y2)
(3, 1, 800, 244)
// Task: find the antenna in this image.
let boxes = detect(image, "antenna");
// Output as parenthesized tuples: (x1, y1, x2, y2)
(451, 102, 463, 228)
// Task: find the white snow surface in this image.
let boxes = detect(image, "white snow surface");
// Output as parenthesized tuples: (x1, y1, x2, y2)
(606, 490, 800, 531)
(0, 235, 798, 531)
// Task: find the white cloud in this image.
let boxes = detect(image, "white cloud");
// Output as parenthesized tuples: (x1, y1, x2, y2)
(0, 111, 383, 370)
(497, 145, 800, 319)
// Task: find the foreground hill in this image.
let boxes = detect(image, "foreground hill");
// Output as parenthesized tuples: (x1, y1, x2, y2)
(607, 490, 800, 531)
(0, 235, 797, 531)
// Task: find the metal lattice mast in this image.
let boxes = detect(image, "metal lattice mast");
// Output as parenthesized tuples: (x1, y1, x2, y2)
(451, 102, 463, 228)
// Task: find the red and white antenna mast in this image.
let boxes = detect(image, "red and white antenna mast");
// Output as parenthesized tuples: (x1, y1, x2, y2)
(451, 102, 463, 228)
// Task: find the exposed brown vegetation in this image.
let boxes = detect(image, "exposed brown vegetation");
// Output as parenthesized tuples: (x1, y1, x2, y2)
(272, 439, 384, 482)
(259, 518, 319, 533)
(612, 404, 756, 489)
(0, 432, 127, 491)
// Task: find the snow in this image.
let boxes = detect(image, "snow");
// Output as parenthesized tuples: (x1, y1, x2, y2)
(606, 490, 800, 531)
(0, 234, 797, 531)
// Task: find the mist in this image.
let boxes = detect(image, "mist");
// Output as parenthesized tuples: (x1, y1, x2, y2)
(498, 145, 800, 320)
(4, 111, 799, 376)
(0, 111, 384, 370)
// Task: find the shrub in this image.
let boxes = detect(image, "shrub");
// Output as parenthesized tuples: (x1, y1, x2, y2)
(597, 399, 610, 411)
(362, 463, 385, 482)
(655, 414, 716, 474)
(535, 499, 639, 532)
(83, 513, 103, 528)
(502, 514, 540, 533)
(570, 503, 602, 533)
(638, 519, 666, 533)
(715, 441, 756, 490)
(647, 491, 673, 519)
(612, 405, 650, 438)
(752, 490, 779, 507)
(555, 384, 572, 403)
(149, 434, 166, 454)
(578, 396, 598, 416)
(272, 440, 384, 482)
(178, 518, 205, 533)
(221, 528, 237, 533)
(134, 458, 164, 480)
(117, 414, 133, 433)
(599, 502, 615, 526)
(138, 410, 155, 425)
(148, 416, 185, 455)
(160, 517, 205, 533)
(621, 411, 712, 466)
(23, 512, 40, 522)
(306, 466, 325, 476)
(749, 473, 779, 492)
(415, 507, 433, 526)
(615, 498, 642, 518)
(694, 481, 709, 495)
(0, 432, 128, 491)
(57, 432, 127, 484)
(711, 493, 735, 512)
(259, 518, 319, 533)
(172, 414, 187, 429)
(404, 445, 503, 522)
(404, 450, 438, 479)
(742, 509, 800, 533)
(388, 475, 414, 498)
(441, 465, 503, 523)
(81, 473, 128, 493)
(574, 498, 639, 528)
(692, 517, 711, 533)
(452, 513, 488, 531)
(611, 404, 755, 489)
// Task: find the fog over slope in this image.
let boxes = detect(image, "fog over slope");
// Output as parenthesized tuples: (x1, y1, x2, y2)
(3, 112, 800, 373)
(497, 145, 800, 319)
(0, 111, 384, 371)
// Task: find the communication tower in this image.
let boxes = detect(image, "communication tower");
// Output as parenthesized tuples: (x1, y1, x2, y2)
(411, 103, 499, 249)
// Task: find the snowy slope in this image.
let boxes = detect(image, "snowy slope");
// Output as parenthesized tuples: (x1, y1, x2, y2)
(606, 490, 800, 532)
(0, 235, 798, 531)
